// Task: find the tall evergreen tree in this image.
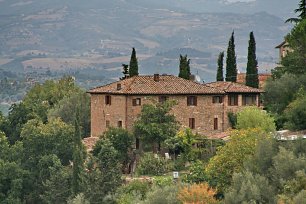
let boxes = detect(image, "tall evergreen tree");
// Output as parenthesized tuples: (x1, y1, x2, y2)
(178, 54, 191, 79)
(246, 32, 259, 88)
(129, 48, 139, 77)
(120, 64, 129, 80)
(226, 31, 237, 82)
(72, 109, 85, 196)
(216, 51, 224, 81)
(286, 0, 306, 23)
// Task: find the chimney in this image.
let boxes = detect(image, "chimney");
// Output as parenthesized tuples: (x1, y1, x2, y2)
(154, 74, 159, 82)
(117, 83, 122, 90)
(189, 74, 195, 81)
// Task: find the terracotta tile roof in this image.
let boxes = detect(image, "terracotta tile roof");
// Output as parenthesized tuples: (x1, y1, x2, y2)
(206, 81, 264, 93)
(88, 75, 224, 95)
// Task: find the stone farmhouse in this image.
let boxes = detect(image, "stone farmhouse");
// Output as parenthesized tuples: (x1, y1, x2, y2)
(87, 74, 263, 140)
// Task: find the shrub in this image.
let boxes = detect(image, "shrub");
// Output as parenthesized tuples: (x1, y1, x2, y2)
(136, 153, 172, 176)
(236, 107, 276, 133)
(183, 160, 207, 184)
(152, 176, 173, 187)
(142, 185, 180, 204)
(119, 180, 150, 200)
(228, 112, 237, 129)
(177, 183, 219, 204)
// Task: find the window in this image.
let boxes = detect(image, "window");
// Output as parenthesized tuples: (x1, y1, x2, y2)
(187, 96, 197, 106)
(242, 95, 257, 106)
(189, 118, 195, 129)
(214, 118, 218, 130)
(159, 96, 168, 103)
(105, 95, 111, 105)
(228, 94, 238, 106)
(106, 120, 110, 128)
(212, 96, 223, 103)
(118, 121, 122, 128)
(132, 98, 141, 106)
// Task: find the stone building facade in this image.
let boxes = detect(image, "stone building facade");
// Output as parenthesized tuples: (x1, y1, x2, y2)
(88, 75, 263, 138)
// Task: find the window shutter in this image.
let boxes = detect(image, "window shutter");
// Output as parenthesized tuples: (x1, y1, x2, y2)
(138, 98, 141, 106)
(220, 96, 223, 103)
(214, 118, 218, 130)
(194, 96, 197, 106)
(109, 96, 111, 105)
(132, 99, 136, 106)
(187, 97, 190, 106)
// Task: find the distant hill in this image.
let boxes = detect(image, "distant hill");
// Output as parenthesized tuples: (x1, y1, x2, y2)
(0, 0, 293, 82)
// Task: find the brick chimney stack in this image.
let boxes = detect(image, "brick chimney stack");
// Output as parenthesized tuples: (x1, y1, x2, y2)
(154, 74, 159, 82)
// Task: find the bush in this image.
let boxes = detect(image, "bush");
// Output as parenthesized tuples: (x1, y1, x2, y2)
(141, 185, 180, 204)
(152, 176, 173, 187)
(236, 107, 276, 133)
(183, 160, 207, 184)
(177, 183, 219, 204)
(119, 180, 150, 200)
(228, 112, 237, 129)
(136, 153, 172, 176)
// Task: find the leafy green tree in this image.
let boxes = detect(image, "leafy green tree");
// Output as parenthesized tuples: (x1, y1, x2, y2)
(216, 51, 224, 81)
(286, 0, 306, 23)
(273, 19, 306, 78)
(284, 90, 306, 130)
(245, 32, 259, 88)
(135, 152, 172, 176)
(72, 110, 86, 196)
(94, 128, 133, 168)
(86, 139, 122, 203)
(178, 54, 191, 79)
(129, 48, 139, 77)
(224, 171, 276, 203)
(0, 160, 28, 204)
(236, 107, 276, 133)
(205, 128, 269, 192)
(41, 166, 72, 204)
(120, 64, 129, 80)
(263, 74, 306, 128)
(23, 76, 80, 122)
(20, 118, 74, 202)
(48, 91, 90, 137)
(5, 103, 37, 144)
(21, 118, 74, 166)
(225, 31, 237, 82)
(134, 100, 179, 152)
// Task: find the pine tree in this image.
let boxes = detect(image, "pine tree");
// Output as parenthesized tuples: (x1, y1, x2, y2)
(216, 51, 224, 81)
(178, 54, 191, 79)
(286, 0, 306, 23)
(129, 48, 139, 77)
(72, 109, 85, 195)
(226, 31, 237, 82)
(120, 64, 129, 80)
(246, 32, 259, 88)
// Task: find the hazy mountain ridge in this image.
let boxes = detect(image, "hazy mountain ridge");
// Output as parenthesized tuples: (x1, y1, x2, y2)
(0, 0, 292, 81)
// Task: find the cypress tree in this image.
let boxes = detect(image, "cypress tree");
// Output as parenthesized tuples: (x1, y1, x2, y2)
(226, 31, 237, 82)
(246, 32, 259, 88)
(120, 64, 129, 80)
(72, 109, 85, 195)
(129, 47, 139, 77)
(178, 54, 191, 79)
(216, 51, 224, 81)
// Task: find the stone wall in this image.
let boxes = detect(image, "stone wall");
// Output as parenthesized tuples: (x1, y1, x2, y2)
(90, 93, 261, 137)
